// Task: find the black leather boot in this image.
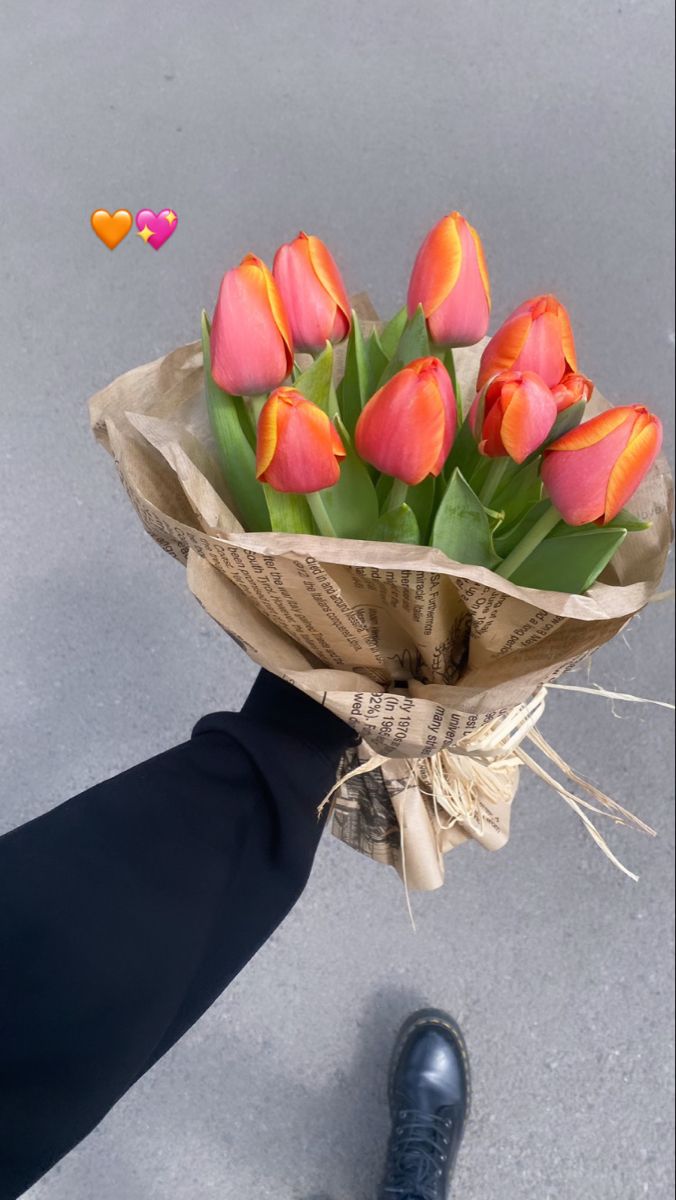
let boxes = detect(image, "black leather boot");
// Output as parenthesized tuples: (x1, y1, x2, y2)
(379, 1008, 470, 1199)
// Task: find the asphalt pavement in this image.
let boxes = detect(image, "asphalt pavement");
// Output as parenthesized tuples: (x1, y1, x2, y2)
(1, 2, 674, 1196)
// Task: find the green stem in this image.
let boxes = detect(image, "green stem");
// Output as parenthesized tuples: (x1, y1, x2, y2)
(480, 457, 511, 506)
(307, 490, 337, 537)
(496, 504, 563, 579)
(386, 478, 409, 512)
(444, 348, 461, 426)
(246, 393, 267, 438)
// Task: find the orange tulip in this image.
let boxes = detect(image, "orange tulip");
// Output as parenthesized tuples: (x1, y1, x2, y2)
(541, 405, 663, 525)
(256, 387, 346, 493)
(551, 371, 594, 413)
(471, 370, 558, 463)
(407, 212, 491, 347)
(273, 232, 351, 353)
(478, 294, 577, 389)
(355, 357, 456, 485)
(211, 254, 293, 395)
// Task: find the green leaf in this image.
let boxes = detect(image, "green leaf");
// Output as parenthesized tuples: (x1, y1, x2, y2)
(397, 304, 430, 364)
(201, 311, 270, 531)
(561, 507, 651, 534)
(294, 342, 334, 415)
(337, 312, 369, 435)
(263, 485, 314, 534)
(377, 306, 430, 386)
(509, 525, 627, 592)
(493, 458, 544, 524)
(327, 380, 340, 420)
(366, 330, 389, 393)
(445, 415, 482, 481)
(367, 503, 420, 545)
(318, 415, 379, 537)
(442, 348, 462, 426)
(604, 507, 652, 532)
(431, 468, 500, 568)
(234, 394, 256, 450)
(547, 400, 587, 443)
(379, 306, 408, 358)
(494, 498, 551, 557)
(407, 475, 437, 543)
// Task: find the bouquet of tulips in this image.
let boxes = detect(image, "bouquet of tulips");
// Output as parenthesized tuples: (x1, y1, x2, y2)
(90, 213, 672, 891)
(202, 218, 663, 594)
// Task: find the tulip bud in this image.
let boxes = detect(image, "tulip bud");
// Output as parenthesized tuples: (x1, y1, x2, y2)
(273, 232, 351, 353)
(541, 405, 663, 525)
(211, 254, 293, 396)
(478, 294, 577, 389)
(355, 357, 456, 485)
(256, 387, 346, 493)
(471, 370, 558, 463)
(407, 212, 491, 347)
(551, 372, 594, 413)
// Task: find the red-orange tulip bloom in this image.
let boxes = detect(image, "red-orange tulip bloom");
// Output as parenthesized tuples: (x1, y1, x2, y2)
(355, 357, 456, 485)
(541, 405, 663, 525)
(478, 294, 577, 389)
(407, 212, 491, 347)
(211, 254, 293, 395)
(256, 388, 346, 493)
(471, 370, 558, 463)
(551, 372, 594, 413)
(273, 232, 351, 353)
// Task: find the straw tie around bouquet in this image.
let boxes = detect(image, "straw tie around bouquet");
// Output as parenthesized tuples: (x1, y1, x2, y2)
(322, 684, 664, 898)
(89, 215, 673, 893)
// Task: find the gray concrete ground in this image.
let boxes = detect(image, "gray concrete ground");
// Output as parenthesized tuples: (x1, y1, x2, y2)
(1, 1, 674, 1197)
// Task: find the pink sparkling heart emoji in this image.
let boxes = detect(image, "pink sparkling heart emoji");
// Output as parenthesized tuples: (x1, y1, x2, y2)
(135, 208, 178, 250)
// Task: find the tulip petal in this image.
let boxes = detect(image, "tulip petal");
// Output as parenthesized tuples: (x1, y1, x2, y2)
(306, 234, 351, 331)
(212, 257, 292, 396)
(254, 255, 294, 374)
(275, 402, 342, 492)
(480, 393, 508, 456)
(407, 216, 463, 318)
(431, 361, 458, 468)
(356, 368, 446, 485)
(558, 306, 578, 373)
(259, 395, 344, 493)
(603, 417, 662, 522)
(541, 415, 636, 524)
(256, 395, 280, 479)
(500, 378, 557, 463)
(427, 220, 491, 347)
(546, 407, 635, 453)
(477, 313, 532, 388)
(469, 224, 492, 307)
(274, 240, 335, 354)
(551, 372, 593, 413)
(512, 311, 566, 386)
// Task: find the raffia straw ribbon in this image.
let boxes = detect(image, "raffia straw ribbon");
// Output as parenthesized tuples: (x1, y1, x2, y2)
(319, 684, 674, 893)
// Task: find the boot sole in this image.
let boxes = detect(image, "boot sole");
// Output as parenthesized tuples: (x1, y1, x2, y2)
(387, 1006, 472, 1118)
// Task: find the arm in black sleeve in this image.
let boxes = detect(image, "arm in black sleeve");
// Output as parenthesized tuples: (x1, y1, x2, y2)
(0, 671, 357, 1200)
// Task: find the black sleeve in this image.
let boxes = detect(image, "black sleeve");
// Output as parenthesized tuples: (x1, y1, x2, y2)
(0, 671, 357, 1200)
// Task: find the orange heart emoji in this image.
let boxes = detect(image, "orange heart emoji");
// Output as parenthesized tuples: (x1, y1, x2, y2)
(90, 208, 133, 250)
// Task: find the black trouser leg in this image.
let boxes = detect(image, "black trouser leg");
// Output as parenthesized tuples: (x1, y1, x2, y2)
(0, 671, 355, 1199)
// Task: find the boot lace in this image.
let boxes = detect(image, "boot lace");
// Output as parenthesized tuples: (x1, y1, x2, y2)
(382, 1109, 452, 1200)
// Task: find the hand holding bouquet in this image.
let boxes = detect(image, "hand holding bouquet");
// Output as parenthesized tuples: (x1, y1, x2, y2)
(90, 212, 672, 891)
